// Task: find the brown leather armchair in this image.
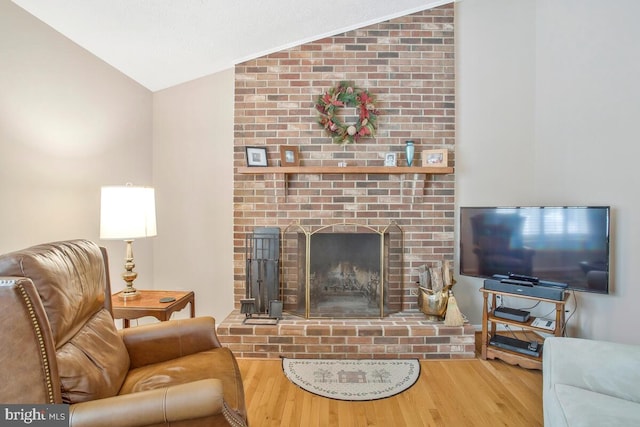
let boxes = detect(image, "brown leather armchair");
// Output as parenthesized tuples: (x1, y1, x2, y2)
(0, 239, 248, 427)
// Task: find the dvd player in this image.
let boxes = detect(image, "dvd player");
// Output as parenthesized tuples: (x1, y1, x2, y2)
(489, 334, 542, 358)
(484, 279, 565, 301)
(494, 306, 530, 322)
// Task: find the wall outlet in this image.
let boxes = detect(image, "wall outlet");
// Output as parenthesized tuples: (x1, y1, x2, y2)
(409, 288, 418, 296)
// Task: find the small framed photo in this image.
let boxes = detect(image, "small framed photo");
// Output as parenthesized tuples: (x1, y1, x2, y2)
(245, 146, 268, 167)
(279, 145, 300, 166)
(422, 149, 448, 167)
(384, 152, 397, 167)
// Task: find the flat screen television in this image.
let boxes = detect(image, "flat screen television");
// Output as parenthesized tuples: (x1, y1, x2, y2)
(459, 206, 611, 294)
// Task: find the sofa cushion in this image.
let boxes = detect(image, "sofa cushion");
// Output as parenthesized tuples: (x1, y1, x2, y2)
(555, 384, 640, 427)
(56, 308, 130, 403)
(119, 347, 246, 417)
(544, 337, 640, 404)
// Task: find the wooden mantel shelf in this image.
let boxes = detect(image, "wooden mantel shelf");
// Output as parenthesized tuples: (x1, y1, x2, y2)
(237, 166, 454, 175)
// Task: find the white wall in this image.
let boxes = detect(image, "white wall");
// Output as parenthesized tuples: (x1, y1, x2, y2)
(456, 0, 640, 344)
(0, 1, 154, 292)
(455, 0, 537, 329)
(152, 70, 235, 323)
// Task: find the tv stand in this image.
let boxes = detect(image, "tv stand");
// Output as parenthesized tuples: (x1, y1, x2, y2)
(480, 288, 568, 370)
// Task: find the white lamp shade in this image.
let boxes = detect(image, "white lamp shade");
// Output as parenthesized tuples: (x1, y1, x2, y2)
(100, 186, 157, 239)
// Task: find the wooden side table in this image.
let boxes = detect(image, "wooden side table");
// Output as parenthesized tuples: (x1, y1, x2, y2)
(111, 290, 195, 328)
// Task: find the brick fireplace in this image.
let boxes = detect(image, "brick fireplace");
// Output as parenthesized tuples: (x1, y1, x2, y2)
(218, 4, 474, 359)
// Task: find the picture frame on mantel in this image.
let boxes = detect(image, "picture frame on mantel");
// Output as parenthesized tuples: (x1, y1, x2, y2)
(422, 149, 448, 167)
(384, 152, 397, 167)
(245, 146, 268, 167)
(279, 145, 300, 166)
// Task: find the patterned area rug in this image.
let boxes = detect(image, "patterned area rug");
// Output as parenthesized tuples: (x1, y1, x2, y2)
(282, 358, 420, 401)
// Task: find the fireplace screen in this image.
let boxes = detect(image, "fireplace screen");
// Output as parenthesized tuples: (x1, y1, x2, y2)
(281, 222, 403, 318)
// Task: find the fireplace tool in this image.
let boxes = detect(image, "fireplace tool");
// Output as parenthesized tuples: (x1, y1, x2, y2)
(242, 227, 282, 324)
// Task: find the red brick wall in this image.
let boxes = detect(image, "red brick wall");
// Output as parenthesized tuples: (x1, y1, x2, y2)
(233, 5, 455, 312)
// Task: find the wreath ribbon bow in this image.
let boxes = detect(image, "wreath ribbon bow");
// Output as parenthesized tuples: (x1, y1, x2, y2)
(316, 81, 380, 144)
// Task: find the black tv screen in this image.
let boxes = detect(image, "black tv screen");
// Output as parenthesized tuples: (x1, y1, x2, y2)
(459, 206, 611, 293)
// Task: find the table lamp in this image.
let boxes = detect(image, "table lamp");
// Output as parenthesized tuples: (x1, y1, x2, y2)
(100, 184, 157, 299)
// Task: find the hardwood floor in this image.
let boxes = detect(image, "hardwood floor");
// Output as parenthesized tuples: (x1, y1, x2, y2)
(236, 335, 543, 427)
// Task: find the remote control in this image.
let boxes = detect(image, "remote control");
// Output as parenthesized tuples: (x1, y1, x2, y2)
(532, 318, 556, 330)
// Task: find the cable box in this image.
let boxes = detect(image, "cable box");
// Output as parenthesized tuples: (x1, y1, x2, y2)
(494, 306, 530, 322)
(489, 334, 542, 358)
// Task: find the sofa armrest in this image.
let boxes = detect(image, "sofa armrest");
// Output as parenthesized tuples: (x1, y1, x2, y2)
(0, 277, 62, 404)
(120, 317, 222, 368)
(69, 378, 223, 427)
(543, 337, 640, 403)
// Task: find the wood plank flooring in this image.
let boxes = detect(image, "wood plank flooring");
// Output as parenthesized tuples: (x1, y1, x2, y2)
(236, 338, 543, 427)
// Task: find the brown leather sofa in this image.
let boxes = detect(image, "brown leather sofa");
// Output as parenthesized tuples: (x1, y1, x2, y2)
(0, 239, 248, 427)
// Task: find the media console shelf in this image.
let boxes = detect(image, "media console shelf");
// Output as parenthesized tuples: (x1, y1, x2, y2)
(236, 166, 454, 175)
(480, 288, 568, 370)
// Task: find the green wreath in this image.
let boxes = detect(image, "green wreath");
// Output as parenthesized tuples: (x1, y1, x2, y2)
(315, 81, 380, 144)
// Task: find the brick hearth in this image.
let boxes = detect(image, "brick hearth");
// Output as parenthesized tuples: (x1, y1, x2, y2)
(217, 310, 475, 359)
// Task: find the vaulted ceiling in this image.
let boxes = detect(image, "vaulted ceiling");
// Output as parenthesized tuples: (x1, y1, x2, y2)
(13, 0, 453, 91)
